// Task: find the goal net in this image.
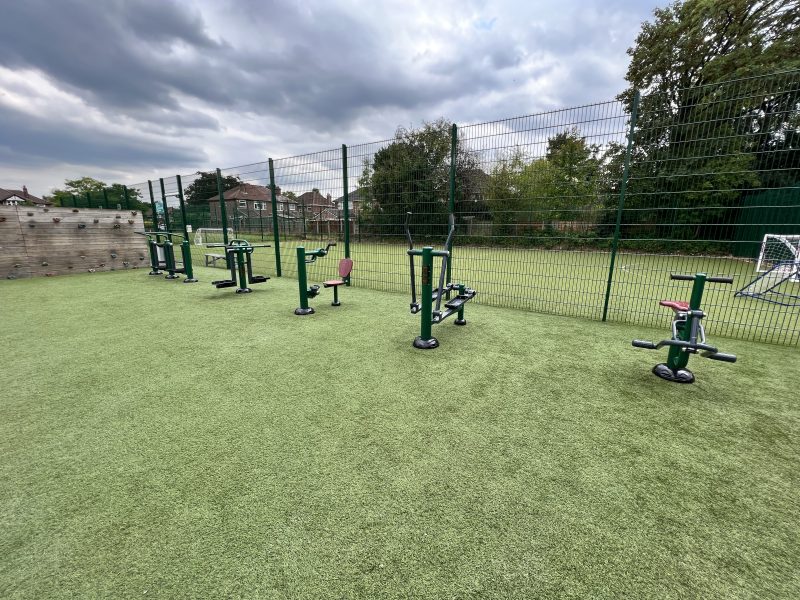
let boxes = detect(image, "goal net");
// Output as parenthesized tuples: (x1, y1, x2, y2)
(755, 234, 800, 281)
(194, 227, 233, 246)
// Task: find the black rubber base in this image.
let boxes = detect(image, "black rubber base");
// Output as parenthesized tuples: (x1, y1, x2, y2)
(235, 288, 252, 294)
(652, 363, 695, 384)
(413, 336, 439, 349)
(164, 274, 180, 280)
(454, 318, 466, 326)
(295, 307, 315, 315)
(183, 278, 198, 283)
(331, 301, 341, 307)
(148, 271, 162, 276)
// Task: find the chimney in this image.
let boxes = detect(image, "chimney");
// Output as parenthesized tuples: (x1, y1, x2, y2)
(275, 186, 281, 195)
(22, 185, 28, 198)
(326, 193, 332, 204)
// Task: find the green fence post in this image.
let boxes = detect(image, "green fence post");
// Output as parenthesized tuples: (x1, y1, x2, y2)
(176, 174, 197, 283)
(301, 194, 307, 239)
(602, 90, 640, 322)
(447, 123, 457, 286)
(123, 187, 130, 209)
(342, 144, 351, 285)
(72, 194, 78, 207)
(147, 180, 158, 229)
(102, 188, 110, 209)
(268, 158, 282, 277)
(85, 191, 92, 208)
(215, 168, 230, 245)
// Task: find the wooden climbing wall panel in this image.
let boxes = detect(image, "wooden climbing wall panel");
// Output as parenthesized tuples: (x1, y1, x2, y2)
(0, 206, 149, 279)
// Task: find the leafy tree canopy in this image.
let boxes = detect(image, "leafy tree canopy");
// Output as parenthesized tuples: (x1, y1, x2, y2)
(184, 171, 241, 206)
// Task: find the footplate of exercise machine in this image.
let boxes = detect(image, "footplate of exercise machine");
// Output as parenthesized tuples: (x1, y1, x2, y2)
(249, 275, 269, 284)
(652, 363, 695, 384)
(213, 280, 237, 288)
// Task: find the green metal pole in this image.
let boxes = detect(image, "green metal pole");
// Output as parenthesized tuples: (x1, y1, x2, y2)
(268, 159, 282, 277)
(147, 180, 158, 229)
(85, 191, 92, 209)
(159, 178, 171, 232)
(295, 246, 313, 315)
(236, 248, 248, 292)
(665, 273, 706, 371)
(102, 188, 110, 209)
(72, 194, 78, 207)
(176, 174, 196, 283)
(215, 168, 230, 246)
(123, 187, 130, 209)
(418, 247, 434, 346)
(601, 89, 640, 322)
(342, 144, 351, 285)
(301, 195, 307, 239)
(447, 123, 457, 287)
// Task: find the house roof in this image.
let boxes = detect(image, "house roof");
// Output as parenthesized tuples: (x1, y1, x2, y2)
(297, 190, 333, 208)
(334, 187, 367, 206)
(0, 187, 47, 205)
(208, 183, 270, 202)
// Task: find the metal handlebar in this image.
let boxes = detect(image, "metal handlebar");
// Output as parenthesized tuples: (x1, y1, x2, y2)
(670, 273, 733, 284)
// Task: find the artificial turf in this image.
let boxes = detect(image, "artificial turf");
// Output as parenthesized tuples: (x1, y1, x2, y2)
(1, 268, 798, 598)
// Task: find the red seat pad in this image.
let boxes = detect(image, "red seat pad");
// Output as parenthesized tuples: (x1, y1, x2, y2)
(659, 300, 689, 311)
(323, 280, 343, 287)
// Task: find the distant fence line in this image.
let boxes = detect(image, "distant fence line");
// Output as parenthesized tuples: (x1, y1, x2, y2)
(110, 68, 800, 345)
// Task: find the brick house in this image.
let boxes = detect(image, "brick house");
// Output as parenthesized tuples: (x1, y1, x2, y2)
(0, 186, 49, 206)
(208, 183, 296, 222)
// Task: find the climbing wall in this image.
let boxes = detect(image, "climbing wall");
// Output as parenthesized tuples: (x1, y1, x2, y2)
(0, 206, 149, 279)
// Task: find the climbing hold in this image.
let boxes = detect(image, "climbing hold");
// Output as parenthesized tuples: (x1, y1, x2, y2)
(41, 261, 48, 266)
(6, 274, 16, 280)
(131, 211, 138, 216)
(128, 219, 135, 224)
(68, 265, 73, 269)
(123, 261, 130, 267)
(113, 223, 121, 229)
(110, 253, 117, 258)
(99, 263, 106, 267)
(93, 218, 99, 224)
(52, 217, 61, 223)
(72, 209, 79, 213)
(88, 269, 96, 273)
(13, 263, 21, 268)
(0, 216, 5, 222)
(27, 212, 33, 216)
(80, 255, 86, 259)
(115, 215, 122, 219)
(78, 223, 86, 229)
(43, 208, 49, 212)
(28, 223, 35, 228)
(139, 256, 146, 260)
(45, 272, 56, 277)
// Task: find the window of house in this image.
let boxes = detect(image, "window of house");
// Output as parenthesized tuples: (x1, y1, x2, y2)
(253, 202, 262, 211)
(238, 199, 246, 207)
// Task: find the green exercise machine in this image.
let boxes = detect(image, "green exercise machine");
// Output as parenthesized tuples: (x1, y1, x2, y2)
(137, 177, 197, 282)
(136, 230, 195, 282)
(632, 272, 737, 383)
(405, 212, 476, 349)
(295, 242, 353, 315)
(206, 238, 270, 293)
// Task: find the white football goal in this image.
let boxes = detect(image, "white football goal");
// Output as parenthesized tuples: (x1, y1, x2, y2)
(193, 227, 234, 246)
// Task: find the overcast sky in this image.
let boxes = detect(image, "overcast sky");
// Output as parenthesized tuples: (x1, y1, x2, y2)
(0, 0, 662, 194)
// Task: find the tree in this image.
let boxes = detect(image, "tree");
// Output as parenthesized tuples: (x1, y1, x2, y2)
(184, 171, 241, 206)
(49, 177, 145, 210)
(358, 118, 480, 237)
(610, 0, 799, 250)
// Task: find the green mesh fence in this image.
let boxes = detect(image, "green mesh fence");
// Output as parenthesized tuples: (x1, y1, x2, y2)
(126, 68, 800, 345)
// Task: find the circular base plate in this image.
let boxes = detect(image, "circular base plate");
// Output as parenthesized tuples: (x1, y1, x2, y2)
(652, 363, 694, 384)
(331, 301, 341, 307)
(235, 288, 252, 294)
(454, 318, 466, 326)
(295, 307, 315, 315)
(413, 336, 439, 349)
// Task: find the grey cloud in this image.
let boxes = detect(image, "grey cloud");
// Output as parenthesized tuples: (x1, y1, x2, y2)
(0, 104, 206, 168)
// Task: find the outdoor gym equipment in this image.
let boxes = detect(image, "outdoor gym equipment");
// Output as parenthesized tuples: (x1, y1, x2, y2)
(136, 230, 195, 282)
(206, 238, 270, 293)
(294, 242, 353, 315)
(405, 212, 476, 349)
(632, 273, 737, 383)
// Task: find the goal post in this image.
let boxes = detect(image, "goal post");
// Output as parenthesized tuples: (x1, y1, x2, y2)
(755, 234, 800, 280)
(194, 227, 233, 246)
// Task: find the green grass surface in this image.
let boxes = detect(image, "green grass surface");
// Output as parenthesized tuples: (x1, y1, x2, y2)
(2, 269, 799, 598)
(199, 235, 800, 345)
